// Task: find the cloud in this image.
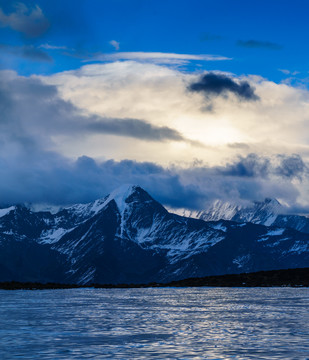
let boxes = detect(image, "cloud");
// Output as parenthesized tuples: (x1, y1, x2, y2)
(0, 70, 201, 205)
(1, 63, 309, 212)
(217, 153, 307, 180)
(87, 51, 231, 65)
(0, 43, 52, 62)
(0, 71, 307, 211)
(0, 69, 198, 152)
(188, 72, 259, 100)
(109, 40, 120, 51)
(85, 118, 186, 142)
(39, 43, 67, 50)
(41, 62, 309, 164)
(237, 40, 282, 50)
(0, 3, 49, 37)
(0, 149, 305, 212)
(274, 154, 307, 180)
(279, 69, 291, 75)
(278, 69, 300, 76)
(227, 143, 250, 150)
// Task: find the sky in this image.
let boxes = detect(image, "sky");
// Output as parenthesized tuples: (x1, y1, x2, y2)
(1, 0, 309, 213)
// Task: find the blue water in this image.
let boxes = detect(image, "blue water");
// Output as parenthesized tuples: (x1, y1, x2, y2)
(0, 287, 308, 359)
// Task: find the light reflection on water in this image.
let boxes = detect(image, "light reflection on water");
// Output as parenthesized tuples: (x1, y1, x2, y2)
(0, 287, 308, 359)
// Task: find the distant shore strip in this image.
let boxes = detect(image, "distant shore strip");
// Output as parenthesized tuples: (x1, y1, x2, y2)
(0, 267, 308, 290)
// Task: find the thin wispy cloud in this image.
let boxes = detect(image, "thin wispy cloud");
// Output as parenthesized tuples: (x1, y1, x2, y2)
(0, 43, 52, 62)
(109, 40, 120, 51)
(39, 43, 67, 50)
(86, 51, 231, 65)
(278, 69, 300, 76)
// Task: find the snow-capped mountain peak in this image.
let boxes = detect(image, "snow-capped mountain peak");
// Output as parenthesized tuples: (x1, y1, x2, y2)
(0, 185, 308, 285)
(186, 197, 283, 225)
(170, 197, 309, 234)
(106, 184, 140, 214)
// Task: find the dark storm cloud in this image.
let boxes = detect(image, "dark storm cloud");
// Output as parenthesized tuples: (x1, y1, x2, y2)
(216, 153, 305, 183)
(189, 73, 259, 101)
(274, 154, 307, 180)
(65, 154, 305, 210)
(0, 43, 52, 62)
(0, 154, 206, 209)
(218, 154, 270, 177)
(237, 40, 283, 50)
(217, 153, 308, 180)
(86, 119, 185, 142)
(0, 144, 305, 211)
(0, 3, 50, 37)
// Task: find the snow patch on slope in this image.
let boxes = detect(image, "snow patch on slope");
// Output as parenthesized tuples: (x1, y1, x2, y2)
(0, 206, 15, 217)
(266, 228, 285, 236)
(65, 197, 108, 218)
(233, 254, 251, 268)
(210, 223, 227, 232)
(40, 228, 71, 244)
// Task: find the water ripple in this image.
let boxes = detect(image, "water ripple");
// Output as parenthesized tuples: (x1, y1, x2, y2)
(0, 287, 308, 359)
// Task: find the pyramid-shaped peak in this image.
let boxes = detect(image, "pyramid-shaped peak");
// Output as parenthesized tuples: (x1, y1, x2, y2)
(109, 184, 139, 201)
(107, 184, 151, 213)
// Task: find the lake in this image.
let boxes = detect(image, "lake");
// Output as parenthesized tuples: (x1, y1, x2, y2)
(0, 287, 308, 359)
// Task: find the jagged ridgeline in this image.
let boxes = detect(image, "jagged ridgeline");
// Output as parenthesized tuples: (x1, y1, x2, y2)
(0, 185, 308, 284)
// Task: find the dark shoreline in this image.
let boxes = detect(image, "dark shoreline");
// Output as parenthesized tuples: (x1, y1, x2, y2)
(1, 268, 309, 290)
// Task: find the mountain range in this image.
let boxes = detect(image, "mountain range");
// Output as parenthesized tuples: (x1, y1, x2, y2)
(171, 198, 309, 234)
(0, 185, 308, 284)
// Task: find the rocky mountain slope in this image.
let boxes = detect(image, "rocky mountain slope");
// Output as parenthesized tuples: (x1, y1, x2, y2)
(0, 185, 308, 284)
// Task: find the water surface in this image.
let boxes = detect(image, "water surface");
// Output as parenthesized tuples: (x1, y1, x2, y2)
(0, 287, 308, 359)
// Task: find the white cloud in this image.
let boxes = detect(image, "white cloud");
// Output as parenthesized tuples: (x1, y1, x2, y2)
(85, 51, 231, 65)
(41, 62, 309, 165)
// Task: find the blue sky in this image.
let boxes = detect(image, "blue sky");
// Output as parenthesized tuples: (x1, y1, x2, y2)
(1, 0, 309, 212)
(1, 0, 308, 82)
